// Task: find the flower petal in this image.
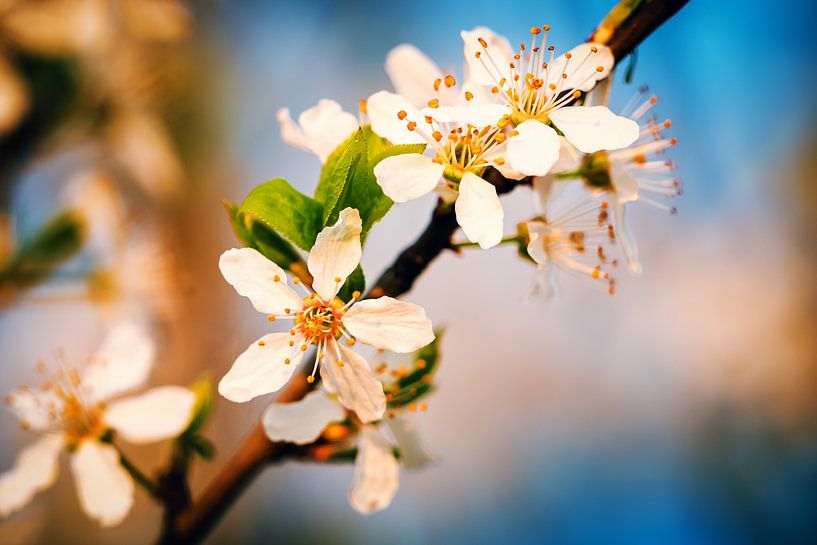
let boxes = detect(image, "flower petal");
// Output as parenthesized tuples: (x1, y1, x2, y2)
(275, 107, 310, 152)
(70, 441, 134, 527)
(529, 262, 560, 300)
(610, 159, 640, 203)
(525, 220, 550, 265)
(5, 388, 62, 432)
(348, 426, 399, 514)
(0, 436, 62, 518)
(386, 416, 436, 470)
(461, 27, 513, 86)
(373, 154, 444, 203)
(219, 247, 304, 315)
(344, 297, 434, 353)
(611, 196, 642, 275)
(82, 321, 156, 402)
(547, 43, 614, 92)
(549, 106, 639, 153)
(320, 343, 386, 423)
(218, 333, 304, 403)
(385, 44, 455, 108)
(422, 104, 510, 127)
(531, 176, 555, 215)
(261, 390, 345, 445)
(308, 208, 363, 302)
(507, 119, 561, 176)
(298, 99, 359, 162)
(105, 386, 196, 444)
(366, 90, 425, 145)
(455, 173, 504, 249)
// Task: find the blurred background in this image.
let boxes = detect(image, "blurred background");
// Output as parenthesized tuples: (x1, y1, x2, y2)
(1, 0, 816, 544)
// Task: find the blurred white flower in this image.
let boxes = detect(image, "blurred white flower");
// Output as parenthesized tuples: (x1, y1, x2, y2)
(0, 322, 196, 526)
(462, 26, 638, 175)
(372, 103, 511, 248)
(276, 99, 360, 163)
(525, 177, 617, 299)
(218, 208, 434, 422)
(261, 388, 435, 514)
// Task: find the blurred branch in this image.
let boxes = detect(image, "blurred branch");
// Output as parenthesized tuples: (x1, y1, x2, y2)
(155, 1, 690, 543)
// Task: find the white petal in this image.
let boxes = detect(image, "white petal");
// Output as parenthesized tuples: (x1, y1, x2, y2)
(0, 436, 62, 518)
(461, 27, 513, 86)
(507, 119, 561, 176)
(385, 44, 455, 108)
(70, 441, 134, 527)
(320, 343, 386, 424)
(261, 390, 345, 445)
(373, 154, 443, 203)
(386, 416, 436, 470)
(5, 388, 62, 432)
(219, 333, 304, 403)
(298, 99, 359, 162)
(454, 173, 504, 249)
(549, 106, 639, 154)
(275, 107, 310, 152)
(531, 176, 555, 215)
(612, 196, 642, 275)
(525, 221, 549, 265)
(344, 297, 435, 353)
(366, 90, 425, 145)
(105, 386, 196, 444)
(348, 426, 399, 514)
(529, 262, 560, 300)
(82, 321, 155, 401)
(219, 247, 304, 315)
(422, 104, 510, 127)
(547, 43, 614, 92)
(308, 208, 362, 302)
(610, 159, 640, 203)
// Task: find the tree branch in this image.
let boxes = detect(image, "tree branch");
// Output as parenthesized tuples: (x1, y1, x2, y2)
(155, 2, 691, 542)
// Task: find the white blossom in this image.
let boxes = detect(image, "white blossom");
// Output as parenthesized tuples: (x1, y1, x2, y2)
(218, 208, 434, 423)
(0, 322, 196, 526)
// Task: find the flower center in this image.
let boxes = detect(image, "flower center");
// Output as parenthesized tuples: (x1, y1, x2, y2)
(579, 151, 612, 189)
(295, 296, 344, 344)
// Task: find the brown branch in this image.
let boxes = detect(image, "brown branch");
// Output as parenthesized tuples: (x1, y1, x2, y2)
(155, 2, 690, 542)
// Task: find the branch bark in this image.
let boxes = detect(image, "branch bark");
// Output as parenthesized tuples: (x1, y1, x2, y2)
(156, 1, 690, 542)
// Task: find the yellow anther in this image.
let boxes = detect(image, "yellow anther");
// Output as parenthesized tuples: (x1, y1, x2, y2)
(336, 360, 344, 367)
(352, 290, 361, 298)
(347, 338, 356, 346)
(444, 74, 456, 88)
(307, 376, 315, 384)
(300, 345, 307, 352)
(273, 275, 280, 282)
(465, 91, 474, 101)
(433, 78, 441, 91)
(530, 26, 541, 35)
(258, 340, 266, 347)
(284, 358, 291, 364)
(359, 99, 367, 114)
(293, 277, 300, 284)
(477, 37, 487, 48)
(267, 315, 276, 322)
(427, 98, 439, 108)
(397, 110, 408, 120)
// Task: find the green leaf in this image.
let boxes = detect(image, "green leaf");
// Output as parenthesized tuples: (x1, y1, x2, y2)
(336, 265, 365, 303)
(386, 328, 444, 409)
(224, 200, 301, 270)
(239, 178, 324, 251)
(315, 126, 425, 238)
(182, 375, 214, 438)
(1, 211, 86, 287)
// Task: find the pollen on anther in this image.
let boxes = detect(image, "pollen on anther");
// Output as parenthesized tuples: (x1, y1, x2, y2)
(433, 78, 441, 91)
(428, 98, 439, 108)
(407, 121, 417, 131)
(289, 340, 295, 347)
(284, 358, 291, 365)
(591, 46, 598, 53)
(359, 99, 367, 114)
(464, 91, 474, 101)
(258, 340, 266, 347)
(267, 315, 276, 322)
(347, 338, 356, 346)
(670, 138, 678, 145)
(306, 376, 315, 384)
(284, 308, 291, 314)
(477, 37, 488, 48)
(433, 131, 443, 142)
(300, 345, 307, 352)
(530, 26, 541, 35)
(664, 119, 672, 128)
(596, 66, 604, 72)
(336, 360, 344, 367)
(543, 25, 551, 32)
(293, 277, 300, 284)
(444, 75, 456, 88)
(397, 110, 407, 120)
(491, 86, 499, 94)
(273, 275, 280, 282)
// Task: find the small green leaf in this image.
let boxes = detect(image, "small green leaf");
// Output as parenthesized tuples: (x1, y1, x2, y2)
(387, 328, 444, 408)
(336, 265, 365, 303)
(240, 178, 324, 251)
(224, 200, 301, 270)
(315, 126, 425, 238)
(182, 375, 214, 438)
(1, 211, 86, 287)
